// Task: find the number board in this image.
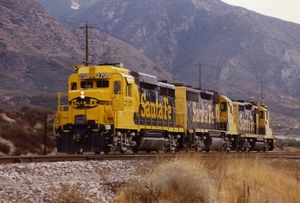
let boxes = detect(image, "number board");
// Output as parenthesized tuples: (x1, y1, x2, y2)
(79, 73, 89, 79)
(96, 73, 111, 79)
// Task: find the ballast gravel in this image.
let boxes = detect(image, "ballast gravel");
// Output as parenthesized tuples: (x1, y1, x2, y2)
(0, 160, 151, 203)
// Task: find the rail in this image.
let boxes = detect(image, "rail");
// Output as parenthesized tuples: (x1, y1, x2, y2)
(0, 152, 299, 164)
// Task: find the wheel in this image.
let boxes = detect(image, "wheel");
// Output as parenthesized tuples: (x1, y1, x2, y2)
(242, 141, 250, 152)
(77, 148, 84, 154)
(223, 143, 230, 152)
(104, 149, 110, 154)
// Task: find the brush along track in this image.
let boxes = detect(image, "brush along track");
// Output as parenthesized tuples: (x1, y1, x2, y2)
(0, 152, 299, 164)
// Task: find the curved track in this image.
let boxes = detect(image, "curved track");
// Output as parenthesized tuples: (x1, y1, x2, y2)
(0, 152, 299, 164)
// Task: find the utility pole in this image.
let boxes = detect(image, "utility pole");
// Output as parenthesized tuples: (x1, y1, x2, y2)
(259, 81, 264, 104)
(43, 113, 48, 155)
(195, 63, 202, 89)
(80, 21, 94, 66)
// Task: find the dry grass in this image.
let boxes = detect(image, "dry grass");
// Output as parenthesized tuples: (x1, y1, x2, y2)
(52, 184, 93, 203)
(115, 154, 300, 203)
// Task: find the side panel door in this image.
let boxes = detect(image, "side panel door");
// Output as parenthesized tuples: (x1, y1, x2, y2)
(111, 74, 124, 111)
(121, 79, 134, 127)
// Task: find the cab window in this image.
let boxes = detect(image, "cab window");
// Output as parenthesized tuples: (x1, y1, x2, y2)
(96, 80, 109, 88)
(186, 91, 198, 102)
(126, 84, 132, 97)
(220, 102, 227, 112)
(259, 111, 264, 119)
(114, 81, 121, 94)
(81, 81, 93, 88)
(71, 82, 77, 90)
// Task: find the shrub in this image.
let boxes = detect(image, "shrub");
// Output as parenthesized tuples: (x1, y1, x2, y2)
(52, 184, 92, 203)
(275, 139, 300, 148)
(116, 157, 217, 203)
(0, 142, 10, 154)
(19, 106, 47, 126)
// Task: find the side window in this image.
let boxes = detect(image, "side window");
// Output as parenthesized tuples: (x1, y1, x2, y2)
(114, 81, 121, 94)
(71, 82, 77, 90)
(126, 84, 132, 97)
(96, 80, 109, 88)
(220, 102, 227, 112)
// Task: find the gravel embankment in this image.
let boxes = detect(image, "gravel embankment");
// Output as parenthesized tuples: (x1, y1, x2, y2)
(0, 160, 150, 203)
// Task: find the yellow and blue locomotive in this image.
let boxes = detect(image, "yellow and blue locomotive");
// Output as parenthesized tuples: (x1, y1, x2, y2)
(54, 63, 274, 153)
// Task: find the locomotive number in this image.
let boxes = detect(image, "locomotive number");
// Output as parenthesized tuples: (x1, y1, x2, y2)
(96, 73, 111, 79)
(79, 73, 89, 79)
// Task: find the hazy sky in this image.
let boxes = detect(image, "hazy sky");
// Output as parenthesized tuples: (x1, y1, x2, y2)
(221, 0, 300, 24)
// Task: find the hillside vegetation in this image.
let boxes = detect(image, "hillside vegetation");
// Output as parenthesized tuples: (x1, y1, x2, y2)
(0, 107, 55, 155)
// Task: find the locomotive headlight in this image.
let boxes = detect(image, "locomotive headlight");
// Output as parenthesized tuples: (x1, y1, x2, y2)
(80, 91, 85, 99)
(105, 124, 111, 130)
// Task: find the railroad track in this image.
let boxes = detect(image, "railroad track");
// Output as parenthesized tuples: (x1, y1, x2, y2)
(0, 152, 299, 164)
(0, 154, 174, 164)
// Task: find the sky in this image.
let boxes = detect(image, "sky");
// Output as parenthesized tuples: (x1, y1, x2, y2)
(221, 0, 300, 24)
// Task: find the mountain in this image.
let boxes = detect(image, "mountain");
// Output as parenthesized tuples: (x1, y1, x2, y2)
(36, 0, 300, 137)
(0, 0, 174, 107)
(37, 0, 300, 98)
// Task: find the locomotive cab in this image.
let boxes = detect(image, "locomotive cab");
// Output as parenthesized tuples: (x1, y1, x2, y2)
(55, 64, 136, 153)
(217, 95, 238, 135)
(257, 105, 274, 149)
(67, 65, 126, 127)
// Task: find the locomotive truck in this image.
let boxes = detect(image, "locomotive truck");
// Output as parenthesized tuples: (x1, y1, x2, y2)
(54, 63, 274, 154)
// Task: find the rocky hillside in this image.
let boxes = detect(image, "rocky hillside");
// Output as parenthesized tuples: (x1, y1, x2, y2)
(37, 0, 300, 136)
(37, 0, 300, 97)
(0, 0, 174, 107)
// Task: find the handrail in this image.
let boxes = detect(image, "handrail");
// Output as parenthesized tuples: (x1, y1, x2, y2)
(103, 106, 109, 124)
(59, 105, 69, 112)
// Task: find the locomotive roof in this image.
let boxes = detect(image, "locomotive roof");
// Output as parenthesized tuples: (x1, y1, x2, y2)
(185, 86, 215, 95)
(77, 64, 129, 76)
(158, 82, 176, 89)
(220, 95, 232, 102)
(235, 101, 252, 106)
(137, 72, 158, 85)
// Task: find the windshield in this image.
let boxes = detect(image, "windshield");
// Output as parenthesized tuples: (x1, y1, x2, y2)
(81, 81, 93, 88)
(80, 80, 109, 89)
